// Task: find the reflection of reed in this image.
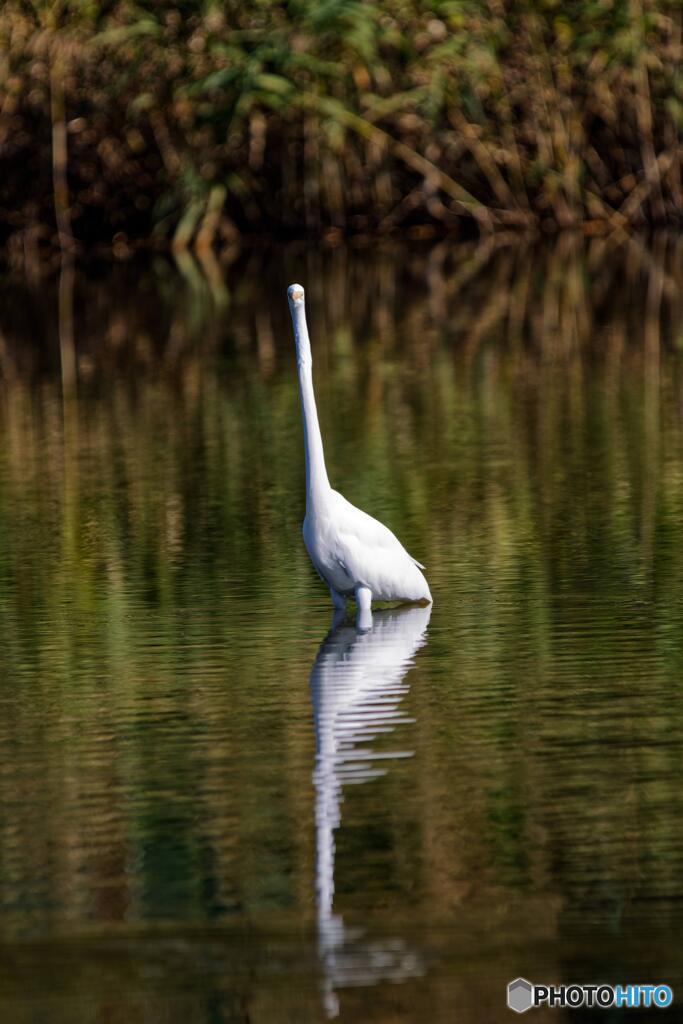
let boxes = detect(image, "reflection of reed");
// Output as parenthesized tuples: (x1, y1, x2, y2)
(310, 606, 431, 1017)
(0, 235, 681, 388)
(58, 255, 77, 400)
(0, 240, 682, 970)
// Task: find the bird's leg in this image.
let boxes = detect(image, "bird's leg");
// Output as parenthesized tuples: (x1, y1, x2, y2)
(329, 586, 346, 611)
(354, 584, 373, 632)
(331, 606, 346, 631)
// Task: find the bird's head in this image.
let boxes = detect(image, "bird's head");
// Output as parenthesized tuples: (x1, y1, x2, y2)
(287, 283, 305, 308)
(287, 283, 311, 365)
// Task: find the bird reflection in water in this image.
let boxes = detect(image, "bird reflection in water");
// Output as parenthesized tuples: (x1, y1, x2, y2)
(310, 604, 432, 1017)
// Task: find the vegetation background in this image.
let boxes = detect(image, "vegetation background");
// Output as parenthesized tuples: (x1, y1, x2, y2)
(0, 0, 681, 259)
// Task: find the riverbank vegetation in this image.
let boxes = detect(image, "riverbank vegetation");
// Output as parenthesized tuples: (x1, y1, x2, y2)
(1, 0, 681, 256)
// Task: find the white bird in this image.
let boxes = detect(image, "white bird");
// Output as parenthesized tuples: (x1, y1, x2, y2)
(287, 283, 432, 628)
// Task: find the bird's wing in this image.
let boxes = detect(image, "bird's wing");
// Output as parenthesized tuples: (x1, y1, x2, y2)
(329, 492, 427, 596)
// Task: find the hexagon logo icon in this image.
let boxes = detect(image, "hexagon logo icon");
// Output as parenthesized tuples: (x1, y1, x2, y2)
(508, 977, 534, 1013)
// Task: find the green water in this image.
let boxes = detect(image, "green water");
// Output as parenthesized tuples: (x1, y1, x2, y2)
(0, 236, 682, 1022)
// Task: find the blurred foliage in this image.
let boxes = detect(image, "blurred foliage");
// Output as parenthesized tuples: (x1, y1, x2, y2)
(0, 0, 681, 254)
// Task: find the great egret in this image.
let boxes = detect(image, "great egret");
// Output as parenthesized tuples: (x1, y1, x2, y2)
(287, 284, 432, 627)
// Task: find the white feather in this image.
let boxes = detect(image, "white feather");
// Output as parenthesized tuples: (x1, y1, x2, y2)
(304, 490, 432, 603)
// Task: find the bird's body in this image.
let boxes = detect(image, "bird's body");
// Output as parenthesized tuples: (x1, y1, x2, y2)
(287, 283, 431, 624)
(303, 489, 430, 604)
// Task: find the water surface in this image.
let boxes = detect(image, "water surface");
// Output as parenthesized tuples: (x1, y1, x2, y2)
(0, 236, 682, 1021)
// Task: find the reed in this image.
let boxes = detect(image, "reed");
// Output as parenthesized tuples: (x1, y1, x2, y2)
(0, 0, 681, 253)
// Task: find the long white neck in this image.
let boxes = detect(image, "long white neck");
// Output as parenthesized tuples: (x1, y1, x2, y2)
(289, 292, 331, 509)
